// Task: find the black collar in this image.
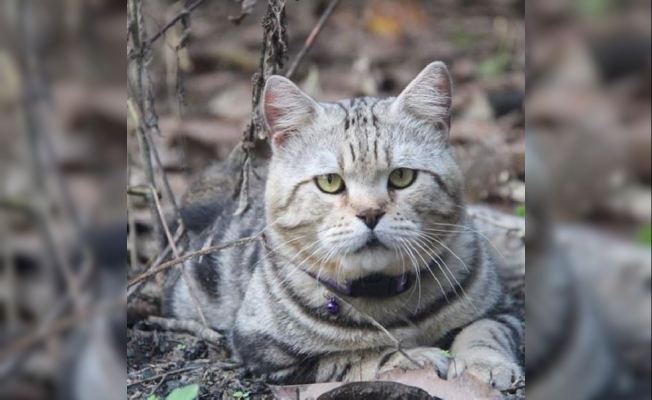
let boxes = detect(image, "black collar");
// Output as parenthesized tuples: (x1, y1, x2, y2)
(308, 272, 413, 298)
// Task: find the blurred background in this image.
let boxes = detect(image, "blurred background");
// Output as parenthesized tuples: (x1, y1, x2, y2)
(0, 0, 649, 399)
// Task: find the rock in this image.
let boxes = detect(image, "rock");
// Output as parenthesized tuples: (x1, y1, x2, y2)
(318, 382, 435, 400)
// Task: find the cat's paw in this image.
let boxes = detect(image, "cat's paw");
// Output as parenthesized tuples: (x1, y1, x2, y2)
(447, 352, 522, 391)
(377, 347, 451, 378)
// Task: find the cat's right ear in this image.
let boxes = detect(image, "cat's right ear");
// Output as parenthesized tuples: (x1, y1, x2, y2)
(262, 76, 320, 147)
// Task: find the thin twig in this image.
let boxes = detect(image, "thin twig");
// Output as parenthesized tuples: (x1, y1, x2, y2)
(285, 0, 341, 79)
(128, 365, 204, 389)
(128, 235, 262, 288)
(150, 185, 208, 327)
(327, 293, 422, 369)
(148, 316, 224, 346)
(129, 0, 165, 249)
(129, 5, 185, 248)
(238, 0, 288, 212)
(147, 0, 205, 45)
(127, 226, 183, 299)
(144, 127, 184, 232)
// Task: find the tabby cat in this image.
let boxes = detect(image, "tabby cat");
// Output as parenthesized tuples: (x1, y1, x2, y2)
(165, 62, 523, 389)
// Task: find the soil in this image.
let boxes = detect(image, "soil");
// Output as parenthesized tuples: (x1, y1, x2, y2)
(127, 324, 274, 400)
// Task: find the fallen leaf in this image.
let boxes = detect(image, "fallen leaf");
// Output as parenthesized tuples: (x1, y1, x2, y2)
(378, 369, 503, 400)
(165, 384, 200, 400)
(270, 367, 503, 400)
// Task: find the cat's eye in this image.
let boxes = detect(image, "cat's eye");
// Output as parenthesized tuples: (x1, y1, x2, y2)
(388, 168, 417, 189)
(316, 174, 345, 194)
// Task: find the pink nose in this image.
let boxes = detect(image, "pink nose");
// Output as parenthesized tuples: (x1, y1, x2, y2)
(356, 209, 385, 230)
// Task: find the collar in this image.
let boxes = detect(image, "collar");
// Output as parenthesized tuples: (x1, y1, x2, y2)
(307, 272, 413, 299)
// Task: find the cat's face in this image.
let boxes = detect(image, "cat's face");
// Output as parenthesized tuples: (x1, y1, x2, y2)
(263, 62, 464, 280)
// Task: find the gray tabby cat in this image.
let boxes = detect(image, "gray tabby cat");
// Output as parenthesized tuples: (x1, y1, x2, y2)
(166, 62, 523, 389)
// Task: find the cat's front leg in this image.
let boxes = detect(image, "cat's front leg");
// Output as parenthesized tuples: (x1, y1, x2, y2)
(447, 314, 523, 390)
(232, 327, 451, 384)
(304, 347, 451, 383)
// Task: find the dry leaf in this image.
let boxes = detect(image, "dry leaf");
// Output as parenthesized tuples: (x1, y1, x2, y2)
(270, 367, 502, 400)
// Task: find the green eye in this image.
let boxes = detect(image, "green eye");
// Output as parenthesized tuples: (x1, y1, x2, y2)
(316, 174, 345, 194)
(389, 168, 417, 189)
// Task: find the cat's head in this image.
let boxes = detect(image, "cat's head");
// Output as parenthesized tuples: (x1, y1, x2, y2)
(262, 62, 465, 280)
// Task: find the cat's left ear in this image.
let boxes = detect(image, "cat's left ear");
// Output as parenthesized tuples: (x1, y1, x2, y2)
(392, 62, 453, 133)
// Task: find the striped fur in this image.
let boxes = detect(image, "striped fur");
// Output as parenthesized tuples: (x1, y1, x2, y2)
(166, 63, 523, 389)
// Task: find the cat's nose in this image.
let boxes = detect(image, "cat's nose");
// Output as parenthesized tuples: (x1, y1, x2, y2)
(356, 209, 385, 230)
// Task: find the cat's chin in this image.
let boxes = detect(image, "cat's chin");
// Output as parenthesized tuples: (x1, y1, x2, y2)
(339, 249, 402, 275)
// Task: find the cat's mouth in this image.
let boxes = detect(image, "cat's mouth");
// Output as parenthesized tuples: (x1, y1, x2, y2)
(354, 236, 389, 254)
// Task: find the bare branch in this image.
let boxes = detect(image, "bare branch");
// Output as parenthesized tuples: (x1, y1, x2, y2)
(128, 363, 208, 389)
(127, 226, 183, 299)
(150, 186, 208, 327)
(147, 0, 206, 46)
(129, 0, 165, 249)
(148, 316, 224, 346)
(145, 129, 184, 231)
(286, 0, 341, 79)
(128, 235, 262, 288)
(237, 0, 288, 213)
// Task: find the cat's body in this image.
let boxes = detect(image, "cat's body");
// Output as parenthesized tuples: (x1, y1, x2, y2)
(165, 63, 523, 388)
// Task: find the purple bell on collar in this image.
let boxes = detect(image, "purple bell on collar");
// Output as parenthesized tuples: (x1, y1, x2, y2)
(326, 297, 340, 315)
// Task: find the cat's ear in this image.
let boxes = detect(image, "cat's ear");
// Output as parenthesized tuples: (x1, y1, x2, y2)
(262, 76, 320, 147)
(392, 62, 453, 132)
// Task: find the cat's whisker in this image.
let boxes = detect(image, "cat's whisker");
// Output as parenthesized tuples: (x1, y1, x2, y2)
(394, 241, 428, 311)
(423, 223, 511, 266)
(418, 230, 471, 274)
(252, 233, 313, 271)
(315, 243, 340, 284)
(419, 231, 471, 274)
(256, 224, 334, 271)
(256, 215, 284, 235)
(277, 241, 323, 288)
(335, 239, 354, 286)
(267, 226, 337, 288)
(397, 238, 426, 310)
(402, 237, 449, 304)
(411, 235, 460, 300)
(416, 232, 479, 313)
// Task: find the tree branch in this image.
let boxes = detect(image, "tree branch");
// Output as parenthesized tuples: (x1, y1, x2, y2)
(286, 0, 341, 79)
(147, 0, 206, 46)
(127, 235, 262, 288)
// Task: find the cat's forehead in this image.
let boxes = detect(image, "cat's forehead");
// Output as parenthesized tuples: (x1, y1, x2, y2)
(296, 97, 443, 174)
(329, 97, 387, 129)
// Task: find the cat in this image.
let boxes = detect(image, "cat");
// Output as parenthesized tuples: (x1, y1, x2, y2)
(165, 62, 523, 389)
